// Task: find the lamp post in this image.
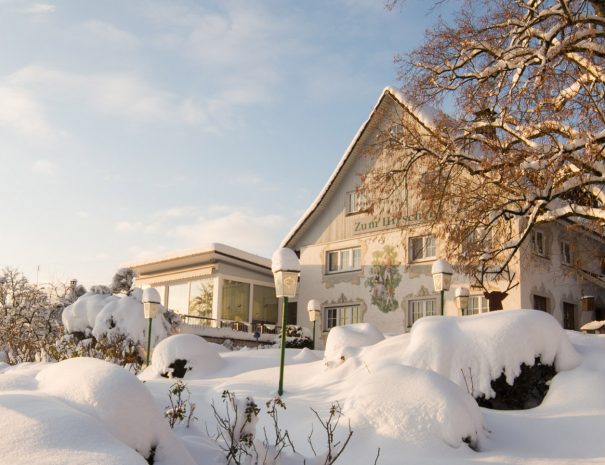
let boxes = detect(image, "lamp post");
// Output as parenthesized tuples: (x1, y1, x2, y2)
(142, 287, 162, 366)
(272, 248, 300, 396)
(307, 299, 321, 350)
(432, 259, 453, 316)
(454, 287, 470, 315)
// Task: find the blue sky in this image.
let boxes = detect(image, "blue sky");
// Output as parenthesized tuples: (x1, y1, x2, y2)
(0, 0, 446, 287)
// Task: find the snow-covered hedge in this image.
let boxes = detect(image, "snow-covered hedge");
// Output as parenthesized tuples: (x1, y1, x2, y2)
(62, 288, 171, 347)
(324, 323, 384, 365)
(402, 310, 581, 399)
(151, 334, 224, 378)
(344, 364, 484, 449)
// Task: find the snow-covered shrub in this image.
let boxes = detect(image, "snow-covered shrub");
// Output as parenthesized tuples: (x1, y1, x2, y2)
(110, 267, 136, 296)
(402, 310, 581, 407)
(62, 291, 117, 334)
(151, 334, 224, 378)
(36, 357, 197, 465)
(344, 363, 484, 450)
(324, 323, 384, 366)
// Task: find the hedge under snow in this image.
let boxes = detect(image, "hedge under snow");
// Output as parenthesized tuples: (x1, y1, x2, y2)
(402, 309, 581, 399)
(324, 322, 384, 365)
(151, 334, 224, 378)
(62, 288, 170, 347)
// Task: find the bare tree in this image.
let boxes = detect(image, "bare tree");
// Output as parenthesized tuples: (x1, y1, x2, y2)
(361, 0, 605, 304)
(0, 268, 63, 363)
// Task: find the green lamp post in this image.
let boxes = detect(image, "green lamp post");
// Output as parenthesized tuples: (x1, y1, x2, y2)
(432, 259, 453, 316)
(271, 248, 300, 397)
(142, 287, 162, 366)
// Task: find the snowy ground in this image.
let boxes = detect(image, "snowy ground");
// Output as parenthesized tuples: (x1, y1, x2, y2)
(1, 311, 605, 464)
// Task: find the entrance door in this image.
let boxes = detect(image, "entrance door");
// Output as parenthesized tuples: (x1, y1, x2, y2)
(563, 302, 576, 330)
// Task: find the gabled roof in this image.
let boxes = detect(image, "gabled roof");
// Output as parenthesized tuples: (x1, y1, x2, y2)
(281, 86, 434, 249)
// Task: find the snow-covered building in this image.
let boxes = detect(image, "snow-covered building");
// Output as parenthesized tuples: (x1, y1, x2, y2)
(129, 243, 293, 334)
(282, 87, 605, 348)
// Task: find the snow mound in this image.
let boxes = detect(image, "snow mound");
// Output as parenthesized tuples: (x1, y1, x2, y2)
(151, 334, 224, 378)
(92, 291, 170, 346)
(62, 291, 117, 333)
(344, 364, 484, 449)
(324, 323, 384, 365)
(292, 347, 321, 362)
(36, 357, 196, 464)
(402, 310, 581, 399)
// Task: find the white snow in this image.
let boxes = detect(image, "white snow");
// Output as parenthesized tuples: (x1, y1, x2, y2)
(402, 310, 581, 399)
(2, 309, 605, 464)
(324, 322, 385, 365)
(271, 247, 300, 272)
(431, 258, 454, 274)
(151, 334, 224, 378)
(580, 320, 605, 331)
(63, 288, 170, 347)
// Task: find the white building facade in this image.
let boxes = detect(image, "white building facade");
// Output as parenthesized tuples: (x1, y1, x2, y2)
(282, 88, 605, 348)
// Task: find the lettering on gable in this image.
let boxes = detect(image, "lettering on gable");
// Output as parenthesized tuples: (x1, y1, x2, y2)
(353, 212, 430, 235)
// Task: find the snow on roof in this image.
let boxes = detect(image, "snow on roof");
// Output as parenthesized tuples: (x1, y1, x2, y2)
(127, 243, 271, 270)
(281, 87, 437, 248)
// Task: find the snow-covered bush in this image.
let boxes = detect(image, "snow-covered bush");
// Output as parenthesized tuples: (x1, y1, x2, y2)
(110, 267, 136, 296)
(324, 323, 384, 366)
(60, 288, 174, 371)
(36, 357, 197, 464)
(402, 310, 581, 406)
(344, 363, 484, 450)
(151, 334, 224, 378)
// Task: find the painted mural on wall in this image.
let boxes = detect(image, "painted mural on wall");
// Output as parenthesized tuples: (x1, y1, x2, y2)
(365, 245, 402, 313)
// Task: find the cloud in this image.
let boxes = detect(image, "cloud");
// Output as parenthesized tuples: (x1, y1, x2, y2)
(6, 65, 209, 128)
(170, 209, 289, 257)
(82, 20, 140, 48)
(22, 3, 56, 14)
(32, 159, 56, 176)
(0, 84, 54, 138)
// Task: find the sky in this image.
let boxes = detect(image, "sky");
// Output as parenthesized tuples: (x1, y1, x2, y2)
(0, 0, 449, 287)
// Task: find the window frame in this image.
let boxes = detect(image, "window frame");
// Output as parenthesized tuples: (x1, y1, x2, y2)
(532, 230, 548, 258)
(324, 305, 361, 330)
(409, 235, 436, 262)
(463, 295, 489, 316)
(325, 246, 362, 274)
(560, 240, 572, 266)
(408, 298, 437, 327)
(346, 191, 366, 215)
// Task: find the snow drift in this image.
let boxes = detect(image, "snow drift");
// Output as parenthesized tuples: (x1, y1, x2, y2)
(324, 323, 384, 365)
(151, 334, 224, 378)
(402, 309, 581, 399)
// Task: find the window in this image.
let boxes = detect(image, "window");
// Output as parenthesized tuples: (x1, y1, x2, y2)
(189, 278, 214, 318)
(326, 247, 361, 274)
(409, 235, 436, 261)
(167, 283, 190, 315)
(221, 280, 250, 322)
(563, 302, 576, 330)
(324, 305, 360, 330)
(389, 123, 403, 146)
(251, 285, 278, 324)
(560, 241, 572, 266)
(346, 191, 365, 214)
(532, 230, 548, 257)
(464, 295, 489, 315)
(408, 299, 437, 326)
(533, 294, 549, 312)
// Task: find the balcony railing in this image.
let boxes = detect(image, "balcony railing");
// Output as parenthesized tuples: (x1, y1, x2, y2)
(180, 314, 280, 334)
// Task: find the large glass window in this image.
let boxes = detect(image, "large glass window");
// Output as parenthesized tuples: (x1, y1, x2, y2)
(188, 278, 214, 319)
(252, 285, 278, 324)
(409, 235, 436, 261)
(324, 305, 360, 330)
(167, 283, 189, 315)
(326, 247, 361, 274)
(221, 280, 250, 322)
(408, 299, 437, 326)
